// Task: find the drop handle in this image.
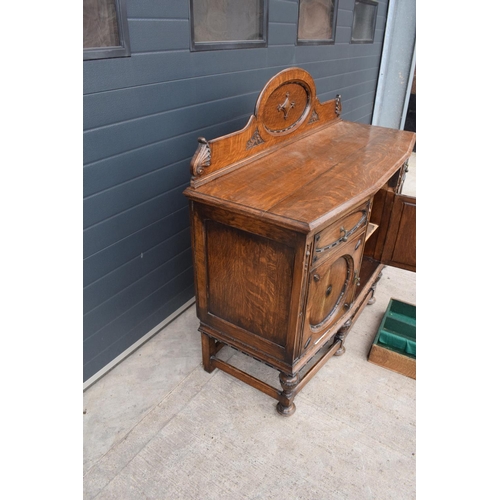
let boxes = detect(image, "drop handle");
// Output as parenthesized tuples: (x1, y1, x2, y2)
(340, 226, 348, 242)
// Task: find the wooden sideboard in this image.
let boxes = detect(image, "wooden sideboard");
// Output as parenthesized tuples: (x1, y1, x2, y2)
(183, 68, 416, 416)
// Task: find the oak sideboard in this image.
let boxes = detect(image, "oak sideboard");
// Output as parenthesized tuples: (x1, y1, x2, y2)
(183, 68, 416, 416)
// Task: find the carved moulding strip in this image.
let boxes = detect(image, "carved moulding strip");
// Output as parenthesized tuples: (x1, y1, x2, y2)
(190, 137, 211, 179)
(246, 128, 265, 150)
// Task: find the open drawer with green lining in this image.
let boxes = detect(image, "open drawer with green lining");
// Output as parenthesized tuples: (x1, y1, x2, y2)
(368, 298, 416, 379)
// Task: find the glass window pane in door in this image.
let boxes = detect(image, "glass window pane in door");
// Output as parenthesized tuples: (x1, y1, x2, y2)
(192, 0, 263, 43)
(351, 0, 378, 43)
(83, 0, 120, 48)
(298, 0, 335, 41)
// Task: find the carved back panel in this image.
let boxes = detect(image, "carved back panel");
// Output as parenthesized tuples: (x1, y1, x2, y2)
(190, 67, 342, 187)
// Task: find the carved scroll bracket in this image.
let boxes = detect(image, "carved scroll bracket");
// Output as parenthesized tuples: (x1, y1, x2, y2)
(190, 137, 211, 179)
(335, 94, 342, 117)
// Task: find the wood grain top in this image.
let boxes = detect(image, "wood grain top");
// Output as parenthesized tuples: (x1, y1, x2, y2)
(185, 119, 415, 232)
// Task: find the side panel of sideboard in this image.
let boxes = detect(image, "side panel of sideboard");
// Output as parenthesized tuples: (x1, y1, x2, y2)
(189, 200, 309, 371)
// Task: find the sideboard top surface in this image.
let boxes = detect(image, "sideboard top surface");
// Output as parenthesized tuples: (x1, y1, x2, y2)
(184, 68, 415, 232)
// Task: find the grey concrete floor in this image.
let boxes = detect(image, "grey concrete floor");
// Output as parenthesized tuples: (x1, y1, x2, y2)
(84, 154, 416, 500)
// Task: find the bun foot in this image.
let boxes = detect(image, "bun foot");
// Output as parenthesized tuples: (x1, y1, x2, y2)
(276, 402, 296, 417)
(334, 345, 346, 356)
(367, 295, 376, 305)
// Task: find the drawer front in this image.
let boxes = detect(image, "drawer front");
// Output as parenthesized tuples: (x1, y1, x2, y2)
(302, 230, 366, 354)
(312, 201, 370, 266)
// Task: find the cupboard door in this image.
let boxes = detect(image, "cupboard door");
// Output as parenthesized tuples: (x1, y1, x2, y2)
(302, 232, 365, 353)
(381, 194, 416, 272)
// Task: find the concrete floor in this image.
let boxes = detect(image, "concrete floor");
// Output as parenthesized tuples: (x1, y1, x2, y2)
(83, 154, 416, 500)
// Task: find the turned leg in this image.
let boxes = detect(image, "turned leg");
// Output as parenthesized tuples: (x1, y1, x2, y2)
(334, 319, 352, 356)
(201, 331, 217, 373)
(276, 373, 299, 417)
(367, 270, 384, 305)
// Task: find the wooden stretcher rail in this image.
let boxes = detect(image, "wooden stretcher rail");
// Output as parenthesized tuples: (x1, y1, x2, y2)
(211, 357, 281, 401)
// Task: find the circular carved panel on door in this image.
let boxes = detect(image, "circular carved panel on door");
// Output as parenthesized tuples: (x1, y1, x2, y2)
(308, 255, 353, 331)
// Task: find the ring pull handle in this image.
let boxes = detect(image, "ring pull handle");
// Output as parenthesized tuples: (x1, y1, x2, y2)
(340, 226, 348, 242)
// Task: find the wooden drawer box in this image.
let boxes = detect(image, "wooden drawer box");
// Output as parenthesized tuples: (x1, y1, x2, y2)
(312, 200, 370, 266)
(368, 298, 416, 379)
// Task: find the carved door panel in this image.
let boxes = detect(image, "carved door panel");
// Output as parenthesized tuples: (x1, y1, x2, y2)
(302, 232, 365, 353)
(381, 194, 416, 272)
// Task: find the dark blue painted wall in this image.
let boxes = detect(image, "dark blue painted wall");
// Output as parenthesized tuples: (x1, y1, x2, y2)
(83, 0, 389, 382)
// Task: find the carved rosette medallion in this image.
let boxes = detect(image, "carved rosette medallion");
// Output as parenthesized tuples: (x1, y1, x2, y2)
(277, 92, 295, 119)
(190, 137, 211, 179)
(262, 81, 311, 135)
(246, 128, 265, 150)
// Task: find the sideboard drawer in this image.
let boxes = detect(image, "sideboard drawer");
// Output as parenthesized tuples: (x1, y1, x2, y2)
(312, 201, 370, 265)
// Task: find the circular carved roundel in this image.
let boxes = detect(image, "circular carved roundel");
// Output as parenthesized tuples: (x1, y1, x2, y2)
(262, 81, 312, 135)
(309, 255, 352, 330)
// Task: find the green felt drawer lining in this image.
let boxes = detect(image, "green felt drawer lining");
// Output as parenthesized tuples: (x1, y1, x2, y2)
(374, 298, 416, 358)
(378, 329, 416, 356)
(387, 300, 416, 321)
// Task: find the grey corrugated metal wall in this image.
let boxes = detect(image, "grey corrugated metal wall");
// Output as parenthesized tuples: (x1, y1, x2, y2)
(83, 0, 389, 383)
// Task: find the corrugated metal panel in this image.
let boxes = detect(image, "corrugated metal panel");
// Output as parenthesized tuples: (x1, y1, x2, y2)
(83, 0, 389, 382)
